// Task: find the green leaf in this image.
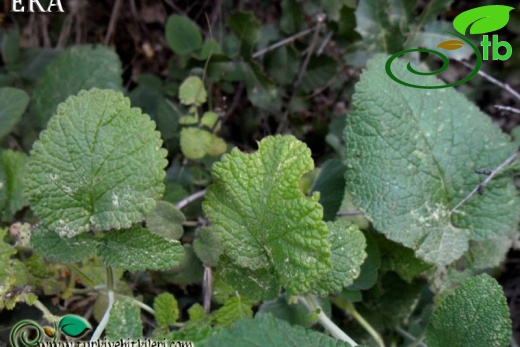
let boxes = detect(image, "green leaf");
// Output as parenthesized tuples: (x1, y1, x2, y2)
(375, 233, 431, 282)
(98, 226, 184, 271)
(465, 236, 513, 270)
(193, 227, 223, 267)
(300, 55, 337, 93)
(180, 128, 225, 159)
(311, 221, 366, 295)
(344, 55, 519, 266)
(348, 232, 381, 290)
(228, 12, 261, 58)
(206, 314, 354, 347)
(179, 76, 207, 106)
(0, 228, 17, 282)
(211, 296, 253, 327)
(31, 225, 98, 263)
(425, 274, 511, 347)
(453, 5, 515, 35)
(161, 244, 204, 285)
(280, 0, 303, 34)
(201, 111, 220, 130)
(0, 87, 29, 140)
(32, 45, 123, 128)
(310, 159, 346, 221)
(146, 200, 185, 240)
(0, 150, 28, 220)
(58, 315, 92, 338)
(216, 255, 280, 301)
(165, 14, 203, 55)
(25, 89, 168, 236)
(203, 135, 331, 296)
(1, 28, 20, 66)
(106, 298, 143, 340)
(243, 63, 282, 112)
(154, 293, 179, 328)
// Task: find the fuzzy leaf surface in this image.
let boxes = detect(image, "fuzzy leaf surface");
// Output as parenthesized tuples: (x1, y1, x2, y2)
(25, 89, 168, 237)
(154, 293, 179, 328)
(31, 45, 122, 128)
(425, 274, 511, 347)
(98, 226, 184, 271)
(344, 55, 519, 266)
(203, 135, 331, 296)
(206, 314, 354, 347)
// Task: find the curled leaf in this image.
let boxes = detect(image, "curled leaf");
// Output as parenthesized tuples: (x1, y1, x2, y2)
(453, 5, 514, 35)
(437, 40, 465, 51)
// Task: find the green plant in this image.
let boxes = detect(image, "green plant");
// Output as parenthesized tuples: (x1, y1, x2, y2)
(1, 2, 519, 346)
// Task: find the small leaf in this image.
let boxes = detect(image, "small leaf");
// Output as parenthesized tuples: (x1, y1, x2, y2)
(161, 244, 204, 285)
(201, 111, 220, 130)
(193, 227, 223, 267)
(105, 299, 143, 340)
(180, 128, 212, 159)
(154, 293, 179, 328)
(425, 274, 511, 347)
(211, 296, 253, 327)
(179, 76, 207, 106)
(25, 89, 168, 236)
(58, 315, 92, 338)
(228, 12, 261, 57)
(437, 39, 465, 50)
(453, 5, 515, 35)
(165, 14, 203, 55)
(0, 88, 29, 140)
(0, 150, 28, 220)
(203, 135, 331, 296)
(146, 200, 185, 240)
(98, 226, 184, 271)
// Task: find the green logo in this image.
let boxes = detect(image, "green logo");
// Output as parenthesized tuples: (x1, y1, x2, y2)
(10, 314, 92, 347)
(385, 5, 515, 89)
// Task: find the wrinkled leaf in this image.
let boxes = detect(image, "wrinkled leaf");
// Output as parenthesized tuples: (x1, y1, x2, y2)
(211, 296, 253, 327)
(206, 314, 354, 347)
(106, 298, 143, 340)
(154, 293, 179, 328)
(25, 89, 168, 237)
(98, 226, 184, 271)
(425, 274, 511, 347)
(203, 135, 331, 296)
(344, 55, 519, 266)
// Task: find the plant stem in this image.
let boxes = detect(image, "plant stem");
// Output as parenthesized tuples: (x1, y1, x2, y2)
(175, 190, 206, 210)
(90, 265, 115, 341)
(395, 327, 428, 347)
(114, 293, 155, 315)
(300, 295, 358, 346)
(31, 298, 60, 323)
(252, 27, 315, 58)
(341, 300, 385, 347)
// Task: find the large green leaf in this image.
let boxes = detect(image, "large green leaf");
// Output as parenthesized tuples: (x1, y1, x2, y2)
(203, 135, 331, 296)
(98, 226, 184, 271)
(0, 87, 29, 140)
(25, 89, 168, 237)
(31, 45, 123, 128)
(343, 55, 519, 266)
(425, 274, 511, 347)
(206, 314, 354, 347)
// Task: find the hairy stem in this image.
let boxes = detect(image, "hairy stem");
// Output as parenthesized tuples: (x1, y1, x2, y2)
(90, 265, 115, 341)
(300, 295, 358, 346)
(341, 300, 385, 347)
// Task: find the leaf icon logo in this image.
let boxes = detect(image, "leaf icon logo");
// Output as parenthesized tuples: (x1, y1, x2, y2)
(437, 39, 465, 50)
(58, 315, 92, 338)
(453, 5, 515, 35)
